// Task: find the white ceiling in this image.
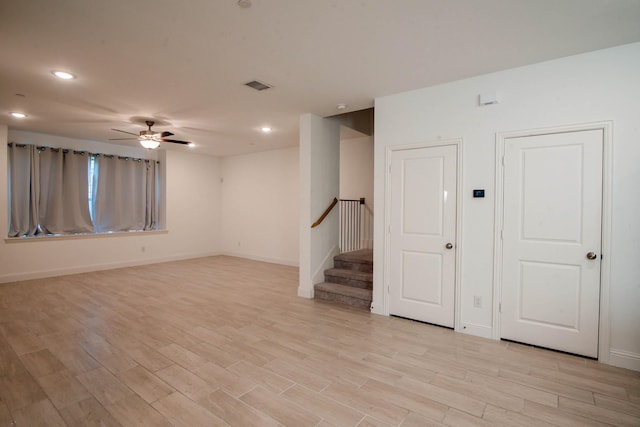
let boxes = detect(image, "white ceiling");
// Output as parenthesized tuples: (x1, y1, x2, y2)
(1, 0, 640, 156)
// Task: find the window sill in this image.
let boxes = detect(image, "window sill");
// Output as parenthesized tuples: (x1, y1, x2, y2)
(4, 229, 168, 243)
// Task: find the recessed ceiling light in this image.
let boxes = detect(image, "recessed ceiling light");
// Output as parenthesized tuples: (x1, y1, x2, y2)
(52, 70, 76, 80)
(188, 143, 195, 148)
(261, 127, 272, 133)
(10, 112, 27, 118)
(337, 103, 347, 110)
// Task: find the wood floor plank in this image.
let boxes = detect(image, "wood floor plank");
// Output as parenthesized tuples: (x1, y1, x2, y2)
(105, 393, 173, 427)
(10, 398, 66, 427)
(399, 411, 447, 427)
(151, 392, 226, 427)
(282, 385, 364, 425)
(20, 349, 66, 378)
(499, 368, 595, 404)
(465, 370, 558, 408)
(263, 357, 332, 392)
(0, 370, 48, 411)
(482, 404, 556, 426)
(442, 408, 494, 427)
(239, 386, 321, 426)
(558, 396, 640, 426)
(192, 361, 258, 398)
(155, 364, 216, 402)
(197, 389, 280, 426)
(593, 393, 640, 417)
(59, 397, 123, 427)
(358, 415, 396, 427)
(226, 360, 294, 393)
(531, 366, 629, 400)
(392, 376, 486, 418)
(521, 400, 611, 427)
(0, 399, 13, 427)
(188, 341, 238, 368)
(157, 343, 209, 371)
(0, 348, 26, 377)
(76, 367, 135, 406)
(360, 379, 450, 422)
(37, 369, 92, 408)
(321, 380, 409, 425)
(431, 373, 525, 412)
(116, 365, 175, 404)
(120, 343, 174, 372)
(49, 347, 102, 375)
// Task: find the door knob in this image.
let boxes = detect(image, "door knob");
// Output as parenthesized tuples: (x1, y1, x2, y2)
(445, 243, 454, 249)
(586, 252, 597, 260)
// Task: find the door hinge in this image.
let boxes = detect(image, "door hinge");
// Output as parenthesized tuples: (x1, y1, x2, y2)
(499, 302, 502, 313)
(389, 164, 392, 173)
(500, 229, 503, 240)
(502, 155, 505, 166)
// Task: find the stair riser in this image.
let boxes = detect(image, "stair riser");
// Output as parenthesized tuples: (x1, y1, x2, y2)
(333, 259, 373, 273)
(314, 290, 371, 309)
(323, 274, 372, 289)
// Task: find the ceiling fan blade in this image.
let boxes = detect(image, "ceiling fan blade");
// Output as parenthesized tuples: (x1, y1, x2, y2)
(161, 131, 174, 137)
(161, 138, 192, 145)
(109, 137, 138, 141)
(111, 128, 139, 136)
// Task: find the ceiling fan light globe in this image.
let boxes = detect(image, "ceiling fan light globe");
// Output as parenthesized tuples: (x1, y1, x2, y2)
(139, 139, 160, 149)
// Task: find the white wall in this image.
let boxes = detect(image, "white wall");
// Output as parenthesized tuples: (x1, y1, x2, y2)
(373, 42, 640, 370)
(1, 129, 222, 282)
(220, 146, 299, 266)
(340, 135, 374, 208)
(299, 114, 340, 298)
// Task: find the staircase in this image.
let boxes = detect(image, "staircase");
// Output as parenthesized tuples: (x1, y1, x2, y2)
(314, 249, 373, 309)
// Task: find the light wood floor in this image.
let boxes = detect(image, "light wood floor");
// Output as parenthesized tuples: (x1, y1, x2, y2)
(1, 256, 639, 426)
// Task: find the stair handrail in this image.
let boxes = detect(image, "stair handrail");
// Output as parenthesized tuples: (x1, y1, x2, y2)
(311, 197, 338, 228)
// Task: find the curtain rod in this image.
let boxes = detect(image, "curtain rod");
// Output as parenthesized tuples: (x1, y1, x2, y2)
(7, 142, 160, 163)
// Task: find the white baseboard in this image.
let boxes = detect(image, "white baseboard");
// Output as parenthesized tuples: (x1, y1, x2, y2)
(370, 302, 385, 316)
(0, 251, 222, 284)
(457, 322, 493, 339)
(220, 251, 299, 268)
(297, 285, 314, 299)
(608, 348, 640, 372)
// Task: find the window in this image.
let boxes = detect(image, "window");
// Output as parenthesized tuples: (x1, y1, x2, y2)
(7, 143, 159, 238)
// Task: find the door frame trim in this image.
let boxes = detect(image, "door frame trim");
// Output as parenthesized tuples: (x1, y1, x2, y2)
(383, 138, 463, 331)
(492, 121, 612, 362)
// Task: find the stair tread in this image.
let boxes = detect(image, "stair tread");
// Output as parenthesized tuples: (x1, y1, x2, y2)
(314, 282, 372, 300)
(334, 249, 373, 264)
(324, 268, 373, 281)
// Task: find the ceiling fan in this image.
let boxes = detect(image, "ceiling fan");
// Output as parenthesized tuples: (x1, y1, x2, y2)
(110, 120, 192, 149)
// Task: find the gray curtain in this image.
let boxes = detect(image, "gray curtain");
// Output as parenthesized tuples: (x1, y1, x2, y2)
(144, 160, 158, 230)
(8, 144, 39, 237)
(92, 155, 147, 232)
(8, 143, 158, 237)
(38, 148, 94, 234)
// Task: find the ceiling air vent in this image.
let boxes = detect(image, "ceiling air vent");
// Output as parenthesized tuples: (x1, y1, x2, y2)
(244, 80, 272, 91)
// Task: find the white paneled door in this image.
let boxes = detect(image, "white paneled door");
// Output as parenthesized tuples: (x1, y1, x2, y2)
(501, 129, 603, 358)
(389, 144, 457, 327)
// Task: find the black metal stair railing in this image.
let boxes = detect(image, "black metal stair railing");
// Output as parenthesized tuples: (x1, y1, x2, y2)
(312, 197, 373, 253)
(339, 198, 372, 253)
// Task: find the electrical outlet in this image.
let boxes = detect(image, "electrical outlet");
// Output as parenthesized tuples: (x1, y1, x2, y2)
(473, 295, 482, 308)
